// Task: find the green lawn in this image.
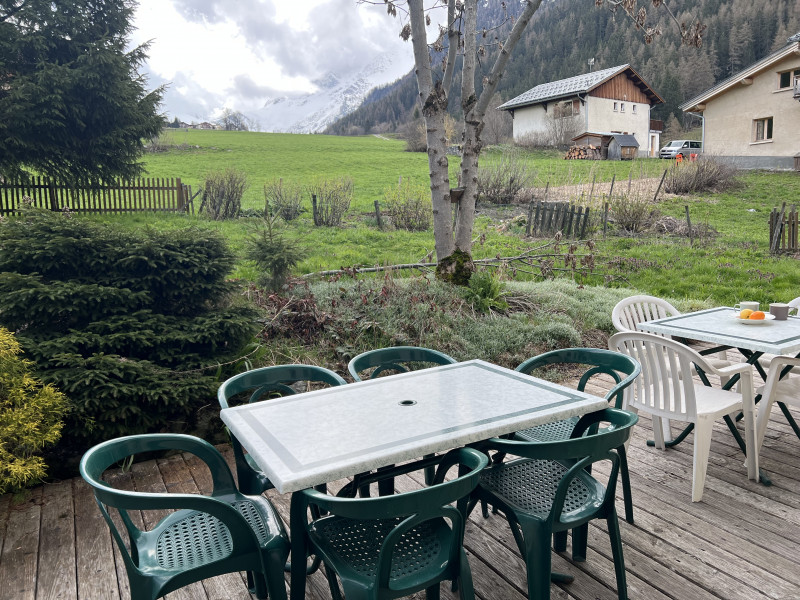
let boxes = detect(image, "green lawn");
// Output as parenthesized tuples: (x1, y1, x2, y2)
(132, 131, 800, 306)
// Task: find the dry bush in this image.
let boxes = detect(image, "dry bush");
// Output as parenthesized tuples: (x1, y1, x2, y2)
(664, 156, 741, 194)
(400, 119, 427, 152)
(609, 192, 658, 234)
(384, 180, 431, 231)
(477, 150, 535, 204)
(264, 178, 304, 221)
(199, 168, 248, 220)
(308, 177, 353, 226)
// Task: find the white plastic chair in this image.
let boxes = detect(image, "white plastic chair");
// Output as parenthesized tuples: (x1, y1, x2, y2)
(757, 297, 800, 371)
(755, 356, 800, 453)
(612, 295, 733, 441)
(609, 332, 758, 502)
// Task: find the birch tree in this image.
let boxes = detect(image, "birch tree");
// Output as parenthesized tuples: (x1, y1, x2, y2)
(374, 0, 704, 284)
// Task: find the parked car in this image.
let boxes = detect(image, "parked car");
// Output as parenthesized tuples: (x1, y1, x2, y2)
(659, 139, 702, 159)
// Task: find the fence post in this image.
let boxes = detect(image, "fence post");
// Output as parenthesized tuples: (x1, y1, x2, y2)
(312, 193, 319, 226)
(175, 177, 184, 212)
(580, 206, 590, 239)
(608, 174, 615, 198)
(602, 202, 609, 238)
(653, 169, 667, 202)
(374, 200, 383, 229)
(770, 202, 787, 254)
(533, 200, 541, 236)
(685, 205, 694, 246)
(526, 201, 534, 236)
(48, 180, 59, 211)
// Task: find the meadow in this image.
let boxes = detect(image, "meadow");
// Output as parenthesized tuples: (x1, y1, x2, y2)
(133, 129, 800, 307)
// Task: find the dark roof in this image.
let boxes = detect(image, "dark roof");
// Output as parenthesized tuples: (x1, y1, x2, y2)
(609, 134, 639, 148)
(499, 64, 663, 110)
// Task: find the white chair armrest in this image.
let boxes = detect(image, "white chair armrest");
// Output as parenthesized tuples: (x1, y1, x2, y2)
(764, 356, 800, 380)
(715, 362, 755, 378)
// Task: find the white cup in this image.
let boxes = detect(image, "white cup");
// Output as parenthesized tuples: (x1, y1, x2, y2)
(733, 301, 759, 313)
(769, 303, 790, 320)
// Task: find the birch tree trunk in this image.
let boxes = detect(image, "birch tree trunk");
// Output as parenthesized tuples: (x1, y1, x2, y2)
(407, 0, 542, 283)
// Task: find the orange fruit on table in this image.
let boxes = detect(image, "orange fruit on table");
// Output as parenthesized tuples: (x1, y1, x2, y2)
(749, 311, 766, 320)
(740, 309, 754, 319)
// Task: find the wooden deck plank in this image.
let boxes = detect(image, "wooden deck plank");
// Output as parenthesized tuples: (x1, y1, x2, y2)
(36, 481, 77, 600)
(75, 474, 123, 600)
(0, 487, 42, 600)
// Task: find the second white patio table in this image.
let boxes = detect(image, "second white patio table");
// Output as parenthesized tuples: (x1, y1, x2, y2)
(220, 358, 608, 600)
(636, 306, 800, 464)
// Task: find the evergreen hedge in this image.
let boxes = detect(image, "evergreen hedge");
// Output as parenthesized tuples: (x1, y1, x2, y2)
(0, 210, 257, 460)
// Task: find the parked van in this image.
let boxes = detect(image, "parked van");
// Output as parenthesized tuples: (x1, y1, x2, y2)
(659, 139, 702, 159)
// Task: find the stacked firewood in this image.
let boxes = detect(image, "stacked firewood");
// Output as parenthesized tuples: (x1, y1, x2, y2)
(564, 145, 601, 160)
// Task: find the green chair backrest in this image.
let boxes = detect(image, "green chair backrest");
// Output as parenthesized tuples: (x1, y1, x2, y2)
(218, 364, 347, 494)
(483, 408, 638, 523)
(516, 347, 641, 409)
(79, 434, 265, 597)
(218, 364, 347, 408)
(299, 447, 487, 591)
(348, 346, 457, 381)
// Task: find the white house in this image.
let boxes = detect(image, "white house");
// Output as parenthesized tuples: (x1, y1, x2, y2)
(499, 64, 664, 157)
(680, 33, 800, 170)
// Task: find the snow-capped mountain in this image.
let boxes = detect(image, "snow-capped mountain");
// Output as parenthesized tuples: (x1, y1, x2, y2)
(253, 51, 410, 134)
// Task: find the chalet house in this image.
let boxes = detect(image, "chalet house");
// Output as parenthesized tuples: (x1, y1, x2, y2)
(498, 64, 664, 157)
(680, 32, 800, 170)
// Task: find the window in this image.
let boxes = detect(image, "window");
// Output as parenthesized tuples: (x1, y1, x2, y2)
(754, 117, 773, 142)
(620, 103, 625, 113)
(632, 105, 637, 115)
(779, 69, 800, 89)
(554, 100, 578, 119)
(613, 102, 618, 112)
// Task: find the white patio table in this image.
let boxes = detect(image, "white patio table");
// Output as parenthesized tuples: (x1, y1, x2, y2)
(637, 306, 800, 480)
(220, 358, 608, 600)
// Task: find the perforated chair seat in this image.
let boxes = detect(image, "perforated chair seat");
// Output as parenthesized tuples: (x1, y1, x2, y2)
(514, 417, 579, 444)
(310, 516, 449, 583)
(154, 498, 278, 571)
(479, 458, 602, 520)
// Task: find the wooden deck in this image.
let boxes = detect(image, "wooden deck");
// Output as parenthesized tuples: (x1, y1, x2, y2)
(2, 380, 800, 599)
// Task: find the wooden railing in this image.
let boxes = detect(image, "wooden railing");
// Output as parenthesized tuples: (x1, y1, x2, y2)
(0, 176, 187, 215)
(769, 203, 798, 254)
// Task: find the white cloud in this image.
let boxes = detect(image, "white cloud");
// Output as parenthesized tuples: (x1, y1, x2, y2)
(130, 0, 413, 122)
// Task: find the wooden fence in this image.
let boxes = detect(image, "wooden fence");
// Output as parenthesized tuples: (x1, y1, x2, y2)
(769, 203, 799, 254)
(0, 176, 187, 215)
(526, 200, 591, 238)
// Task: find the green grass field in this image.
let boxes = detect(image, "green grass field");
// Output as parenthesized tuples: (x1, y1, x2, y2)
(133, 130, 800, 306)
(144, 130, 665, 211)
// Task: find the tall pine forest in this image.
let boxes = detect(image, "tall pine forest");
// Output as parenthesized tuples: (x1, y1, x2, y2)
(326, 0, 800, 136)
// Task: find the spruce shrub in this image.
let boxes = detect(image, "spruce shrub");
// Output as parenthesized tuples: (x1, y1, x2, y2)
(0, 327, 69, 493)
(0, 210, 257, 461)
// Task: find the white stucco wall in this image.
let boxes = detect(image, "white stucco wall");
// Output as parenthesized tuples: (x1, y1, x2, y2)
(586, 97, 652, 156)
(701, 55, 800, 160)
(511, 96, 653, 156)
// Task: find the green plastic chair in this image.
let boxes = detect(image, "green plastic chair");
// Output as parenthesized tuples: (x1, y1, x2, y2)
(514, 348, 641, 524)
(292, 448, 488, 600)
(348, 346, 457, 493)
(218, 364, 347, 495)
(348, 346, 457, 381)
(468, 408, 638, 600)
(79, 433, 290, 600)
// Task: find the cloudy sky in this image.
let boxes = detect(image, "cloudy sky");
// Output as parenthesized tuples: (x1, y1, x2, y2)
(130, 0, 416, 123)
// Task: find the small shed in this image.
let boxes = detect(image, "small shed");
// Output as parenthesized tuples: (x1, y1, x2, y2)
(607, 134, 639, 161)
(571, 131, 640, 160)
